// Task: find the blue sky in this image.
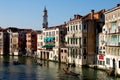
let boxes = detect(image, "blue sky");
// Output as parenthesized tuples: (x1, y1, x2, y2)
(0, 0, 119, 30)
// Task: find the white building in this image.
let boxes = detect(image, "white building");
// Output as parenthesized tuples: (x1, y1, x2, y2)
(37, 30, 43, 58)
(97, 31, 106, 69)
(104, 4, 120, 75)
(41, 25, 66, 61)
(66, 14, 85, 67)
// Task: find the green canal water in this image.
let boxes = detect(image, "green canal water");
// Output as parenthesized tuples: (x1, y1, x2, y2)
(0, 56, 120, 80)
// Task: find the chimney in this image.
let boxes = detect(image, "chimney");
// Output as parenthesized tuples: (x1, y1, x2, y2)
(74, 14, 77, 19)
(64, 22, 66, 24)
(91, 9, 94, 19)
(117, 4, 120, 7)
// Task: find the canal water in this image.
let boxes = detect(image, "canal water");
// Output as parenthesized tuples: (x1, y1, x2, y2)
(0, 56, 120, 80)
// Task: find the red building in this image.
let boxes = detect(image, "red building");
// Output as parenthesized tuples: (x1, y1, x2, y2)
(26, 30, 37, 56)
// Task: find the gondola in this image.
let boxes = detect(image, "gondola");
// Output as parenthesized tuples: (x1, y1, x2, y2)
(63, 68, 80, 76)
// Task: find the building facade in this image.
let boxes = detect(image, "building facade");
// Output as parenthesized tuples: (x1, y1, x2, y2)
(18, 30, 26, 55)
(37, 30, 43, 58)
(66, 14, 84, 66)
(0, 29, 9, 55)
(26, 30, 37, 56)
(66, 10, 105, 66)
(7, 28, 19, 56)
(97, 32, 106, 69)
(38, 24, 67, 61)
(104, 4, 120, 75)
(82, 9, 105, 66)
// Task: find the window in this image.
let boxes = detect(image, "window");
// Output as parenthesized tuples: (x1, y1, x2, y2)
(106, 58, 110, 65)
(56, 31, 59, 34)
(64, 50, 67, 53)
(71, 26, 72, 31)
(56, 37, 58, 41)
(84, 24, 86, 30)
(51, 54, 52, 57)
(100, 14, 103, 18)
(119, 49, 120, 55)
(98, 61, 105, 65)
(71, 39, 72, 44)
(68, 38, 69, 44)
(83, 37, 86, 44)
(72, 49, 75, 58)
(76, 39, 77, 44)
(49, 32, 51, 36)
(52, 31, 55, 36)
(40, 42, 43, 46)
(79, 24, 81, 30)
(61, 50, 63, 53)
(67, 26, 69, 31)
(84, 56, 86, 59)
(79, 38, 81, 44)
(76, 25, 78, 30)
(111, 22, 116, 30)
(119, 61, 120, 68)
(103, 29, 105, 31)
(73, 26, 75, 31)
(83, 49, 86, 56)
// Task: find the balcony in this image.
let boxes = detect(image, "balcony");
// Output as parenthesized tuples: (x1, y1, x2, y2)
(110, 29, 116, 33)
(108, 27, 120, 34)
(106, 42, 120, 46)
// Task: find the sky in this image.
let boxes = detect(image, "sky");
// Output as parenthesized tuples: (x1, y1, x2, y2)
(0, 0, 119, 30)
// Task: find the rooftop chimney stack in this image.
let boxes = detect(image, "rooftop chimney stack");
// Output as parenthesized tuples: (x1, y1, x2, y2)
(91, 9, 94, 19)
(117, 4, 120, 7)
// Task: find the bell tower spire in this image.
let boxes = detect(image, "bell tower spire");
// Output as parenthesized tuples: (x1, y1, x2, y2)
(42, 6, 48, 28)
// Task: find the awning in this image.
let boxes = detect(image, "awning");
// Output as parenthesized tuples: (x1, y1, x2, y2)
(44, 37, 55, 42)
(42, 44, 55, 48)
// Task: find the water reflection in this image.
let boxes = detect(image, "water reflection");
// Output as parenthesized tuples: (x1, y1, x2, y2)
(0, 56, 120, 80)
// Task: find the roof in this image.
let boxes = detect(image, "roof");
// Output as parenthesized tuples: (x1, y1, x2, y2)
(82, 9, 105, 20)
(69, 14, 83, 21)
(104, 4, 120, 14)
(44, 23, 66, 30)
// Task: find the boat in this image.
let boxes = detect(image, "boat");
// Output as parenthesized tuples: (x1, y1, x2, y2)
(106, 68, 115, 76)
(63, 68, 80, 76)
(35, 60, 42, 66)
(12, 61, 21, 65)
(36, 62, 42, 66)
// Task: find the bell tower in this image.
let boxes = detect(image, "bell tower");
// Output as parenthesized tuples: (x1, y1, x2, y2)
(42, 6, 48, 28)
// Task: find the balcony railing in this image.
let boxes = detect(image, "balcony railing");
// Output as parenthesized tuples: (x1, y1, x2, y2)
(106, 42, 120, 46)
